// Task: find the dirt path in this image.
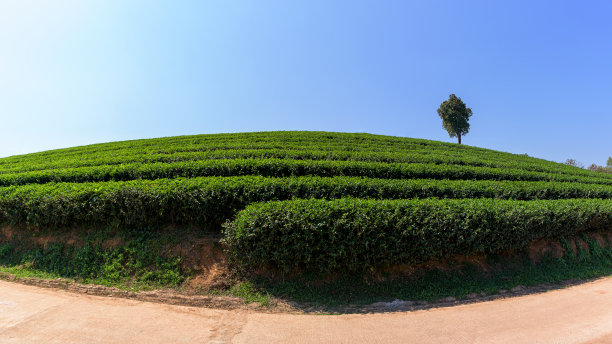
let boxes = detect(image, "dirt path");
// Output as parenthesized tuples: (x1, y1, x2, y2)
(1, 278, 611, 343)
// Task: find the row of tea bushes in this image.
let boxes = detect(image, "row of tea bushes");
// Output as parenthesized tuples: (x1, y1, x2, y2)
(1, 176, 611, 229)
(1, 158, 611, 187)
(223, 198, 612, 272)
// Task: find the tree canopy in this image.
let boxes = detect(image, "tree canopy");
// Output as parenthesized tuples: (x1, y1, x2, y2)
(437, 94, 472, 144)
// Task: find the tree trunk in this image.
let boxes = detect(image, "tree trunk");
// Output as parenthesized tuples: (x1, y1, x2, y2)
(457, 133, 462, 145)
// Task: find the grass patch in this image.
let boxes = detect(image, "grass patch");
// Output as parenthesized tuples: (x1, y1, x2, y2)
(0, 264, 65, 280)
(0, 234, 186, 291)
(227, 281, 271, 306)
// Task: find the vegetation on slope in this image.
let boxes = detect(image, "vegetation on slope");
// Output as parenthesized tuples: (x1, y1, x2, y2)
(224, 198, 612, 272)
(1, 176, 612, 230)
(0, 131, 610, 304)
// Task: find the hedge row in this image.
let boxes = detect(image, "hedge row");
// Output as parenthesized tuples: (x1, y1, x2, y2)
(0, 147, 604, 180)
(1, 158, 611, 187)
(222, 198, 612, 272)
(0, 131, 478, 161)
(1, 176, 611, 229)
(1, 132, 605, 180)
(0, 148, 535, 174)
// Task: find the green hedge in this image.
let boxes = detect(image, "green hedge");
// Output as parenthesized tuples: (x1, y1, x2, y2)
(0, 158, 611, 187)
(0, 132, 609, 185)
(1, 147, 605, 180)
(1, 176, 611, 230)
(222, 198, 612, 272)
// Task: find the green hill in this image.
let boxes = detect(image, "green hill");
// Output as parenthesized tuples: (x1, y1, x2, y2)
(0, 131, 609, 228)
(0, 131, 611, 300)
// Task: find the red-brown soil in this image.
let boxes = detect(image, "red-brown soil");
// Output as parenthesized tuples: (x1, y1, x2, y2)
(2, 278, 612, 343)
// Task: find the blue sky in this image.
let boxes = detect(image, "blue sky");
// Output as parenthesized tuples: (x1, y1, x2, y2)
(1, 1, 610, 166)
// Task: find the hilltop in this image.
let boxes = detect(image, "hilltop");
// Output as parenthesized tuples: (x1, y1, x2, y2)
(0, 131, 610, 306)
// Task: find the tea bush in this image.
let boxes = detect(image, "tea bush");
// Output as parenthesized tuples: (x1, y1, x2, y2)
(223, 198, 612, 272)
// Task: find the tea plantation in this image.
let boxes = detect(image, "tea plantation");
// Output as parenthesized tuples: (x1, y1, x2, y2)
(1, 131, 611, 273)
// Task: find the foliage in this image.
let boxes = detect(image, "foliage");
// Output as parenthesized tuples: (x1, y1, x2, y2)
(0, 132, 608, 182)
(223, 198, 612, 272)
(0, 176, 611, 230)
(437, 94, 472, 144)
(0, 131, 609, 279)
(250, 236, 612, 305)
(0, 157, 611, 188)
(564, 158, 583, 168)
(0, 237, 184, 288)
(588, 164, 612, 174)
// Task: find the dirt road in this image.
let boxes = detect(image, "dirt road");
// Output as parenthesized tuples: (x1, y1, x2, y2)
(1, 278, 611, 343)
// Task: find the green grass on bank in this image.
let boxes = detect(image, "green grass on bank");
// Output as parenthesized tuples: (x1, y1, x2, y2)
(0, 235, 185, 291)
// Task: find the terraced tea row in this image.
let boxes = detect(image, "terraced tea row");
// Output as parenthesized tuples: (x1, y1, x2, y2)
(1, 131, 610, 273)
(223, 198, 612, 272)
(0, 159, 611, 188)
(2, 176, 611, 230)
(0, 132, 606, 181)
(0, 147, 606, 180)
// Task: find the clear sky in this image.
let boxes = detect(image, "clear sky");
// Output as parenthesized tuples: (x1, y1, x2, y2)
(1, 1, 610, 166)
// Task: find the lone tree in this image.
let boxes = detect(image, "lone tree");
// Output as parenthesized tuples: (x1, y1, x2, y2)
(437, 94, 472, 144)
